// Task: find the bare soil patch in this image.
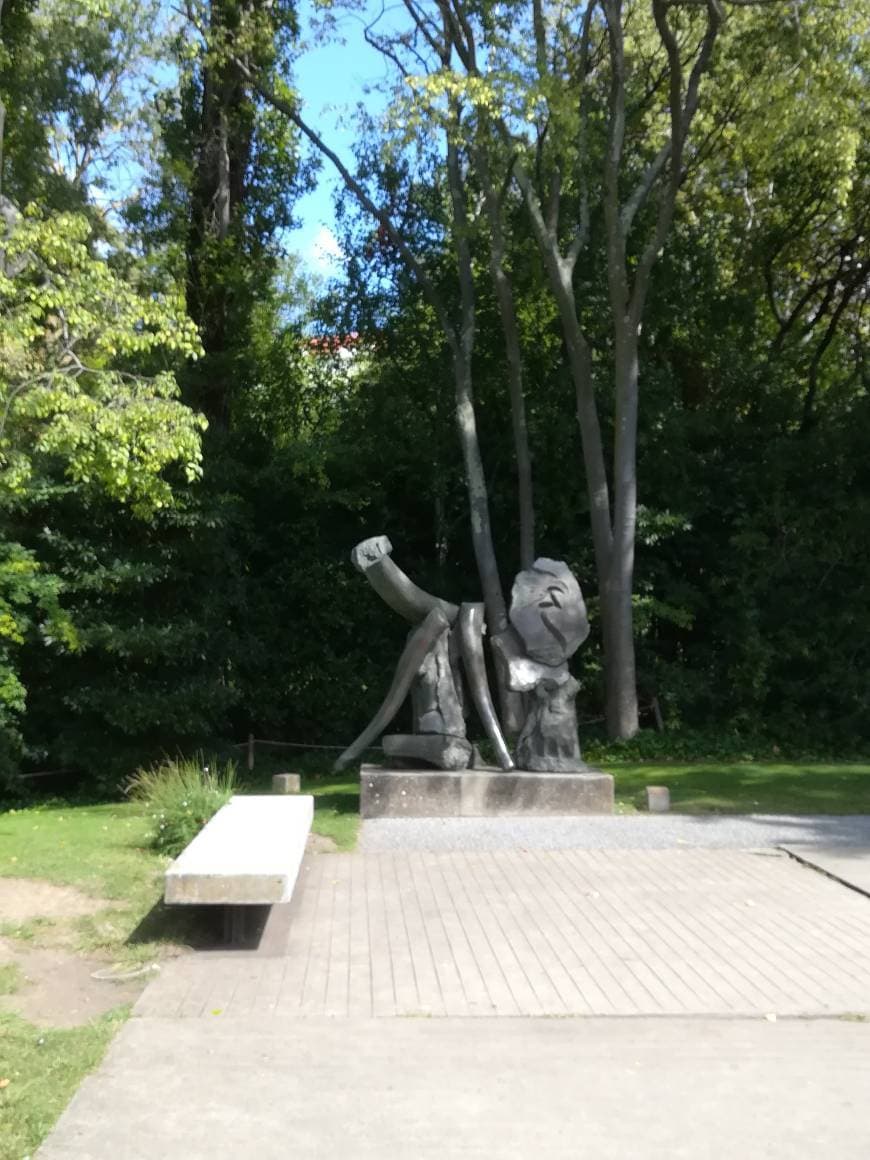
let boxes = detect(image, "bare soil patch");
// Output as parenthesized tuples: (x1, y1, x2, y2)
(0, 937, 146, 1027)
(0, 877, 108, 923)
(306, 833, 339, 854)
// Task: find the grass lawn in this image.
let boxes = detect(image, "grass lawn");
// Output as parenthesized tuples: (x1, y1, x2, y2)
(608, 762, 870, 814)
(0, 772, 359, 1159)
(0, 963, 23, 996)
(0, 772, 359, 956)
(253, 771, 360, 849)
(0, 1008, 128, 1160)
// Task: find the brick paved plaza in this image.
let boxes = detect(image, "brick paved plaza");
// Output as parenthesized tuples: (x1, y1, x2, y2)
(39, 841, 870, 1159)
(137, 847, 870, 1019)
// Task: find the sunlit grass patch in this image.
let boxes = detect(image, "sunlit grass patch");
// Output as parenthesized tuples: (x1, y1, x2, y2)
(0, 1008, 128, 1160)
(608, 762, 870, 814)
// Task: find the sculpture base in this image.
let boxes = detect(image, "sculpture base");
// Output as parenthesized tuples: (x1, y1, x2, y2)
(359, 764, 614, 819)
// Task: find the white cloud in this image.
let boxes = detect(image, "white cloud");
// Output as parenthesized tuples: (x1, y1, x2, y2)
(308, 225, 343, 273)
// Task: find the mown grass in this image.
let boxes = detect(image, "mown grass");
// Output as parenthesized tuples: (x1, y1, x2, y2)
(289, 772, 359, 849)
(0, 801, 176, 961)
(0, 963, 23, 996)
(0, 773, 360, 964)
(607, 762, 870, 814)
(0, 1007, 128, 1160)
(0, 775, 359, 1159)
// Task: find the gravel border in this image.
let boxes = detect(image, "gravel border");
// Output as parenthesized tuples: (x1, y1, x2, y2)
(360, 813, 870, 852)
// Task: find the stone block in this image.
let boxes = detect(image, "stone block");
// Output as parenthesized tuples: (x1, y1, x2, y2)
(382, 733, 472, 770)
(360, 764, 614, 818)
(272, 773, 301, 794)
(646, 785, 670, 813)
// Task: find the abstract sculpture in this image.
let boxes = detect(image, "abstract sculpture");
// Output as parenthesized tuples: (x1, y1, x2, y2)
(334, 537, 591, 774)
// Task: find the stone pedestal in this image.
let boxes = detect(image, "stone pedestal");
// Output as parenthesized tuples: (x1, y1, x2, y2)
(359, 764, 614, 819)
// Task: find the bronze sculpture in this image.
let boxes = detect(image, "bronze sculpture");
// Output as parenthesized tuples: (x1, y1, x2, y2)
(334, 537, 591, 774)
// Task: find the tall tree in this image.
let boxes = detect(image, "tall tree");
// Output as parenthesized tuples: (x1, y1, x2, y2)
(0, 0, 207, 780)
(225, 11, 516, 662)
(179, 0, 302, 428)
(430, 0, 771, 737)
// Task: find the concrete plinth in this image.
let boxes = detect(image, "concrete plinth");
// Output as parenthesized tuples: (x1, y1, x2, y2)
(359, 764, 614, 818)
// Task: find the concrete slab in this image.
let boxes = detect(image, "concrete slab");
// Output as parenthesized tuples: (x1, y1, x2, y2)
(37, 1014, 870, 1159)
(164, 794, 313, 905)
(360, 764, 614, 818)
(780, 845, 870, 897)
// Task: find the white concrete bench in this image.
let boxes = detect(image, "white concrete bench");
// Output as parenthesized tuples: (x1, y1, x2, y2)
(164, 794, 313, 942)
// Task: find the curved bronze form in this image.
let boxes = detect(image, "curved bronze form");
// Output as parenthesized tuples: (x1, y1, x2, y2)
(458, 603, 515, 771)
(351, 535, 459, 625)
(333, 606, 451, 771)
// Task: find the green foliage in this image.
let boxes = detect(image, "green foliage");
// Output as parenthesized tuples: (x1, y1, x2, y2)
(0, 206, 205, 769)
(585, 724, 868, 767)
(1, 0, 868, 787)
(0, 0, 209, 770)
(0, 209, 205, 513)
(126, 754, 237, 856)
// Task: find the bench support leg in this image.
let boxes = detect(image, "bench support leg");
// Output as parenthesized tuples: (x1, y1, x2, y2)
(223, 906, 247, 945)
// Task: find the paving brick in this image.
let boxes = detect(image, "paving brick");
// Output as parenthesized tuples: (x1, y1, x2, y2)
(136, 849, 870, 1019)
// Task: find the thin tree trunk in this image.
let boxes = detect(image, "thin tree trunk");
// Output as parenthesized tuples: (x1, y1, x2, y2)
(239, 62, 510, 640)
(513, 160, 639, 736)
(600, 38, 641, 740)
(443, 120, 509, 639)
(605, 325, 640, 738)
(513, 162, 614, 579)
(552, 272, 614, 581)
(476, 138, 535, 569)
(451, 346, 508, 633)
(490, 257, 535, 571)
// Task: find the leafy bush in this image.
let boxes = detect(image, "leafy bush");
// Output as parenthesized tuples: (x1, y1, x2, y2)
(126, 754, 236, 857)
(582, 724, 869, 765)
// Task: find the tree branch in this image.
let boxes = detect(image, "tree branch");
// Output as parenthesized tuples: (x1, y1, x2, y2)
(801, 271, 865, 431)
(630, 0, 723, 327)
(233, 57, 455, 346)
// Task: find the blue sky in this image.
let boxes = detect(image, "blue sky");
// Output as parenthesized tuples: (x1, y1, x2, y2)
(291, 0, 393, 275)
(89, 0, 390, 274)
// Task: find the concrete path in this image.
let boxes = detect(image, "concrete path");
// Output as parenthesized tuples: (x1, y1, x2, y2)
(361, 813, 870, 851)
(38, 1014, 870, 1159)
(781, 845, 870, 897)
(37, 845, 870, 1158)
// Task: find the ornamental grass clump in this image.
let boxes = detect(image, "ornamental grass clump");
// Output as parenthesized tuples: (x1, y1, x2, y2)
(126, 755, 237, 857)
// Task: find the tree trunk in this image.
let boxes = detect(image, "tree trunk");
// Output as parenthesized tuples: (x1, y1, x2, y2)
(605, 324, 641, 738)
(491, 260, 535, 571)
(601, 576, 639, 738)
(476, 139, 535, 570)
(186, 0, 255, 429)
(551, 269, 613, 580)
(443, 124, 508, 637)
(451, 344, 507, 635)
(556, 272, 640, 738)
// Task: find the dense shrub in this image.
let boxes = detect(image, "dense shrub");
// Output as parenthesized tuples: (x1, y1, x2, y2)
(126, 755, 236, 857)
